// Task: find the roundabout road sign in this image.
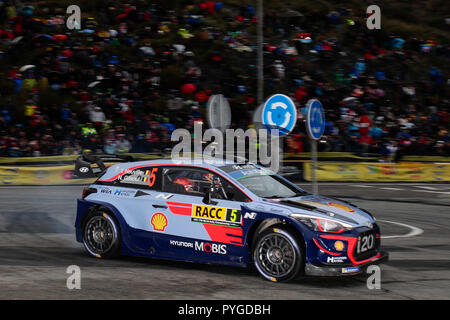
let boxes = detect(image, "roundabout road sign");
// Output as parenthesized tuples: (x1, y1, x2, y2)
(306, 99, 325, 140)
(261, 94, 297, 136)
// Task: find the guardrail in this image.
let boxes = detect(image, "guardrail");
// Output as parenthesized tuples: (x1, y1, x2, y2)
(0, 153, 449, 185)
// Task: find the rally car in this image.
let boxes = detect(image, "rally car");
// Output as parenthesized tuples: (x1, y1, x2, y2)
(74, 154, 388, 282)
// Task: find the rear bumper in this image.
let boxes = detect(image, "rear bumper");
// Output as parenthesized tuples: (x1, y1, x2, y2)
(304, 250, 389, 276)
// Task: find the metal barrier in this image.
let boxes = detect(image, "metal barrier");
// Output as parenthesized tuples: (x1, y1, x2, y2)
(0, 153, 448, 185)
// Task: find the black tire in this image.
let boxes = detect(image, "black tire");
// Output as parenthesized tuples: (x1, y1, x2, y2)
(82, 209, 121, 259)
(252, 226, 303, 282)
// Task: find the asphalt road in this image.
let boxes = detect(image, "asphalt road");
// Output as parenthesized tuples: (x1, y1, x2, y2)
(0, 184, 449, 300)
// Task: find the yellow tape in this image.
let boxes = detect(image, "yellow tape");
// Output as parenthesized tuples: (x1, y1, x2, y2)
(0, 165, 96, 185)
(304, 162, 450, 182)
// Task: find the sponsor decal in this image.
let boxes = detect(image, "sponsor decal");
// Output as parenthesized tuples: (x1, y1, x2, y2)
(191, 204, 242, 227)
(114, 189, 135, 197)
(117, 168, 158, 187)
(234, 168, 268, 179)
(151, 213, 168, 231)
(327, 202, 355, 212)
(100, 188, 112, 194)
(79, 167, 89, 173)
(244, 212, 257, 219)
(342, 266, 360, 274)
(195, 241, 227, 255)
(231, 164, 257, 171)
(118, 169, 148, 185)
(155, 193, 173, 200)
(334, 240, 345, 251)
(0, 168, 19, 185)
(169, 240, 227, 255)
(327, 256, 348, 263)
(170, 240, 193, 248)
(62, 170, 74, 180)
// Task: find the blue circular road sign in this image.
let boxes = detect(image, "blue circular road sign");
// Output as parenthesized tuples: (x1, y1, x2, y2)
(306, 99, 325, 140)
(261, 94, 297, 136)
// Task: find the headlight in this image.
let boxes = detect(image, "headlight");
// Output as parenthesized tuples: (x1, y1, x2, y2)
(290, 213, 354, 233)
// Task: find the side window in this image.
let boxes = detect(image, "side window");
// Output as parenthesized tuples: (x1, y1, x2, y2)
(161, 167, 250, 202)
(218, 178, 250, 202)
(113, 166, 161, 190)
(162, 167, 211, 196)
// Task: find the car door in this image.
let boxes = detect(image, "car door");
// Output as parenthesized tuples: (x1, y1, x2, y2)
(100, 165, 168, 253)
(152, 166, 250, 262)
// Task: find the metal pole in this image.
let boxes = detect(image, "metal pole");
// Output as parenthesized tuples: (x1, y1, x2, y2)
(311, 139, 318, 195)
(257, 0, 264, 105)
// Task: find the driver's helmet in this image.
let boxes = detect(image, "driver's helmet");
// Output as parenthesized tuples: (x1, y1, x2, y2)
(211, 175, 221, 187)
(202, 173, 214, 181)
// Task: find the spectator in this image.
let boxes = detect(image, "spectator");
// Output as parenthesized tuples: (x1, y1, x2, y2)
(0, 1, 446, 159)
(116, 134, 131, 153)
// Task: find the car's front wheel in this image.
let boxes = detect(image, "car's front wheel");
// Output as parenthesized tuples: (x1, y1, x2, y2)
(253, 226, 303, 282)
(82, 210, 121, 259)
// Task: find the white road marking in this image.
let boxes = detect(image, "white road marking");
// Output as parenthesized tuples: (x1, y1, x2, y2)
(378, 220, 424, 239)
(410, 190, 450, 195)
(413, 186, 438, 190)
(380, 187, 404, 191)
(353, 185, 373, 188)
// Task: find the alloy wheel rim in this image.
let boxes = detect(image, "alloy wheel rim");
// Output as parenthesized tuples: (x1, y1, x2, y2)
(256, 233, 296, 278)
(84, 214, 117, 254)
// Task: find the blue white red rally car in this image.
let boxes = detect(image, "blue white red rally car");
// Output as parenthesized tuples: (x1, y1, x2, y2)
(75, 154, 388, 282)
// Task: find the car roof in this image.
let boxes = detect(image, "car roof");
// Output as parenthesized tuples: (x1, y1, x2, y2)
(99, 157, 253, 181)
(120, 157, 241, 168)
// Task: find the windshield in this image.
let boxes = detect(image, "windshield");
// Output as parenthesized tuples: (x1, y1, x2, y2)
(238, 174, 306, 199)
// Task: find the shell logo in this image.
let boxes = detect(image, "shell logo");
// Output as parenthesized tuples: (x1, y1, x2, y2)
(151, 213, 168, 231)
(327, 202, 355, 212)
(334, 240, 345, 251)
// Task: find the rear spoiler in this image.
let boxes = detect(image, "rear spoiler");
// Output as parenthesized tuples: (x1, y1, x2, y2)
(75, 153, 134, 178)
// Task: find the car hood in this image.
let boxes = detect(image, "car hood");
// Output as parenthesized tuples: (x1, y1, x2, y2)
(258, 194, 375, 228)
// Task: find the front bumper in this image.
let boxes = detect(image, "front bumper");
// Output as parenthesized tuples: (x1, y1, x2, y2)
(304, 250, 389, 276)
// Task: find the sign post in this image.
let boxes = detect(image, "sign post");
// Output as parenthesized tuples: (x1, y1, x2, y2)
(305, 99, 325, 195)
(206, 94, 231, 133)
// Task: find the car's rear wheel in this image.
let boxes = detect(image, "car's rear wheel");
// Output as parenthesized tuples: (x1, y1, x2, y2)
(82, 210, 121, 258)
(253, 226, 303, 282)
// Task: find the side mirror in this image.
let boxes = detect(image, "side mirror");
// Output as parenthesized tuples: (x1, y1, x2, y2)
(202, 189, 218, 205)
(202, 190, 211, 204)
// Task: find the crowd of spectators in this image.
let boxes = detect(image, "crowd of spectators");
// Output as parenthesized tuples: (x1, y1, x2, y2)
(0, 1, 448, 159)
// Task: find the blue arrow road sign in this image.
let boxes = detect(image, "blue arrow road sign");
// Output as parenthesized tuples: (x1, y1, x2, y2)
(261, 94, 297, 136)
(306, 99, 325, 140)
